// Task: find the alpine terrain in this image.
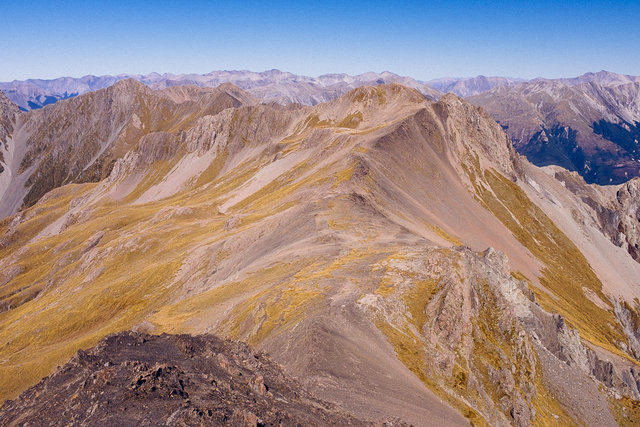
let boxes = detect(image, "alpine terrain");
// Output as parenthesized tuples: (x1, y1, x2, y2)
(7, 69, 640, 188)
(0, 70, 442, 111)
(0, 79, 639, 426)
(469, 71, 640, 185)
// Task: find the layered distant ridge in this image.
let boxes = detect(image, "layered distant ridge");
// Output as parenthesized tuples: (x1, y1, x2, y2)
(0, 70, 442, 110)
(427, 75, 525, 97)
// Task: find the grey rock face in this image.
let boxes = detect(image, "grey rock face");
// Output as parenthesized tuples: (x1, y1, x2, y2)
(615, 178, 640, 260)
(0, 91, 20, 171)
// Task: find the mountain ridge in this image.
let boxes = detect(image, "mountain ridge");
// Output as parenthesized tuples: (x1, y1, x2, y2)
(6, 68, 640, 186)
(0, 79, 258, 217)
(1, 81, 640, 425)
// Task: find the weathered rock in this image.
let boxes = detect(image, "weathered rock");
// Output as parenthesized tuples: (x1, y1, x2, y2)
(0, 332, 373, 426)
(615, 178, 640, 261)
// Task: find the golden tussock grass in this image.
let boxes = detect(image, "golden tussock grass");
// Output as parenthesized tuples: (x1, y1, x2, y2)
(478, 169, 629, 360)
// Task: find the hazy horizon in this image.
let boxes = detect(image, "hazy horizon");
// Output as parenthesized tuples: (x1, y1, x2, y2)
(2, 1, 638, 82)
(0, 67, 632, 85)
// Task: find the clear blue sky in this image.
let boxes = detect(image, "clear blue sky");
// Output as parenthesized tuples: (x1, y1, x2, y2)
(1, 0, 638, 81)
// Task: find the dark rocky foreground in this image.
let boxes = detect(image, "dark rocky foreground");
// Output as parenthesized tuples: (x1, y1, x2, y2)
(0, 332, 393, 426)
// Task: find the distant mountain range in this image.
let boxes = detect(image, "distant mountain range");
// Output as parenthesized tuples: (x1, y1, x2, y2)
(426, 75, 525, 97)
(0, 70, 528, 112)
(5, 69, 638, 112)
(2, 69, 640, 186)
(0, 70, 443, 110)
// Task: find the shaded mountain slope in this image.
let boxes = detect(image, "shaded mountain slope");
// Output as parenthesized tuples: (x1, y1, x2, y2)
(0, 92, 19, 144)
(0, 332, 373, 426)
(0, 83, 639, 425)
(469, 79, 640, 184)
(0, 92, 20, 174)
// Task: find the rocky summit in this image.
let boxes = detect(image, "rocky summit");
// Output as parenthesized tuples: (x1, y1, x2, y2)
(0, 332, 376, 426)
(0, 78, 640, 426)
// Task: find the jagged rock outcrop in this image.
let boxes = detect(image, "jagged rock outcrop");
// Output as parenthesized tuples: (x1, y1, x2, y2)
(359, 245, 634, 426)
(0, 332, 375, 426)
(615, 178, 640, 260)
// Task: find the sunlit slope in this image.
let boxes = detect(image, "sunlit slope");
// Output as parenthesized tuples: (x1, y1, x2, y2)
(0, 79, 257, 218)
(1, 84, 639, 425)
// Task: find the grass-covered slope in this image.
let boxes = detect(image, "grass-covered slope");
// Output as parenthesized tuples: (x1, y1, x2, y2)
(1, 84, 639, 425)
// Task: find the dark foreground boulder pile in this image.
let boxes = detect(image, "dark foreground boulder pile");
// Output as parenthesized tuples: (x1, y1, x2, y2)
(0, 332, 386, 426)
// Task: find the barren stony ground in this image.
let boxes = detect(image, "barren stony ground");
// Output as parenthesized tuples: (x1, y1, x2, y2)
(0, 332, 381, 426)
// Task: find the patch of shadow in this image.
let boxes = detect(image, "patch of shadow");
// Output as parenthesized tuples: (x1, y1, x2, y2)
(518, 123, 640, 185)
(593, 119, 640, 156)
(519, 125, 586, 174)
